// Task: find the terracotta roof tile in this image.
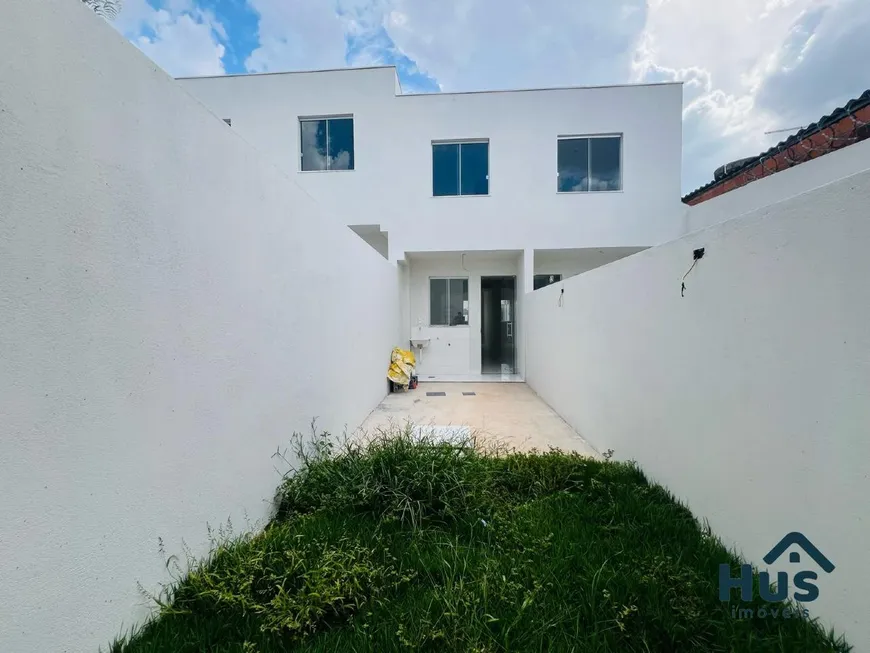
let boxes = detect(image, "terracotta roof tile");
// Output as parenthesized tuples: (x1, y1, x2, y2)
(682, 89, 870, 203)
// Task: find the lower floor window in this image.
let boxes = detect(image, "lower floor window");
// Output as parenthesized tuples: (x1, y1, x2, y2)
(430, 278, 469, 325)
(533, 274, 562, 290)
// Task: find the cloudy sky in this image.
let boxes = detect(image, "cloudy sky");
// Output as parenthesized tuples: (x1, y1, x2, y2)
(113, 0, 870, 193)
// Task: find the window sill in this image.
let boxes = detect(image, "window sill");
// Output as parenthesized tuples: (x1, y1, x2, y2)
(556, 189, 623, 194)
(428, 324, 470, 328)
(298, 169, 355, 174)
(431, 194, 490, 198)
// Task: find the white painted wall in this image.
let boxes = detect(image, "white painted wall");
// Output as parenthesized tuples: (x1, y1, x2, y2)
(684, 137, 870, 234)
(0, 2, 398, 651)
(525, 169, 870, 647)
(408, 252, 522, 376)
(179, 72, 685, 261)
(399, 260, 411, 347)
(517, 250, 532, 380)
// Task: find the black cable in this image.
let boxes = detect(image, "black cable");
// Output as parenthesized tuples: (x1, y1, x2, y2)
(682, 258, 698, 281)
(681, 259, 699, 298)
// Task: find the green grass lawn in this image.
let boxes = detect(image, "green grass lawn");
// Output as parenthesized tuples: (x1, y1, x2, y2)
(109, 429, 850, 652)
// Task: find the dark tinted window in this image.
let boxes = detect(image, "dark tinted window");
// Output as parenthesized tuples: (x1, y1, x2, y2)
(590, 137, 621, 191)
(460, 142, 489, 195)
(430, 278, 469, 325)
(300, 117, 354, 171)
(328, 117, 354, 170)
(558, 136, 621, 192)
(430, 278, 448, 325)
(557, 138, 589, 192)
(433, 141, 488, 196)
(433, 144, 460, 196)
(533, 274, 562, 290)
(300, 119, 327, 171)
(448, 279, 469, 325)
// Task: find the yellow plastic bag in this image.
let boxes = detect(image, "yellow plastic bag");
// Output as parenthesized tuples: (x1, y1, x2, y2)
(397, 347, 415, 367)
(387, 347, 416, 386)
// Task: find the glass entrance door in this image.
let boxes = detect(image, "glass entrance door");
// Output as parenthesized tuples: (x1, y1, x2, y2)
(481, 276, 516, 374)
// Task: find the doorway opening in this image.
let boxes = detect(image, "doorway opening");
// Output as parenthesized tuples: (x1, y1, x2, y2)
(480, 276, 516, 375)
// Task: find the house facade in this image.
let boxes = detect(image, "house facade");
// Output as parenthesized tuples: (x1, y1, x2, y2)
(178, 67, 684, 379)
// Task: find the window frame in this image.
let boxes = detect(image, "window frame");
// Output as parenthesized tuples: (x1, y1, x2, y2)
(556, 133, 623, 193)
(298, 114, 355, 173)
(428, 276, 470, 327)
(431, 139, 490, 197)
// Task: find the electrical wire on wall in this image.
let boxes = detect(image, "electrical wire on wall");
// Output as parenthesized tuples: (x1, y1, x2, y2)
(558, 288, 564, 307)
(681, 247, 705, 297)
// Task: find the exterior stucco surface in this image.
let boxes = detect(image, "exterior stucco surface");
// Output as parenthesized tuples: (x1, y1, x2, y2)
(179, 72, 685, 260)
(0, 2, 398, 651)
(526, 168, 870, 647)
(179, 62, 684, 378)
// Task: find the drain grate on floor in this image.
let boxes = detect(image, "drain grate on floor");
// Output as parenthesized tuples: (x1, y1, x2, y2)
(426, 391, 446, 397)
(462, 392, 476, 396)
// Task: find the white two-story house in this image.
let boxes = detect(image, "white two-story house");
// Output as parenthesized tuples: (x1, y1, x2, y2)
(178, 66, 684, 381)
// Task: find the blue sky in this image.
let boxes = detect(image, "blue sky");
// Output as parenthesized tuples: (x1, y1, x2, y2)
(112, 0, 870, 193)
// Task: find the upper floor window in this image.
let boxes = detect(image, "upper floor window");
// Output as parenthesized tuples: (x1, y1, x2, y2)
(433, 140, 489, 196)
(557, 135, 622, 192)
(300, 116, 354, 171)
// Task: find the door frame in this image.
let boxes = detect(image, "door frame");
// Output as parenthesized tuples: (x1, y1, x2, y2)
(479, 275, 517, 374)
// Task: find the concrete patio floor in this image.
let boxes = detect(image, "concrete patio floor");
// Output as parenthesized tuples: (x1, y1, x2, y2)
(357, 382, 600, 457)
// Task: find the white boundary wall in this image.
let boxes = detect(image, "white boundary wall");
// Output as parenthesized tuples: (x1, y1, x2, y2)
(0, 1, 398, 650)
(527, 169, 870, 647)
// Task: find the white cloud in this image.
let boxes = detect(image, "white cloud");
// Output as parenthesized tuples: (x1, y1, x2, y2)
(754, 0, 870, 124)
(632, 0, 870, 192)
(244, 0, 347, 72)
(631, 1, 807, 191)
(114, 0, 226, 77)
(374, 0, 647, 92)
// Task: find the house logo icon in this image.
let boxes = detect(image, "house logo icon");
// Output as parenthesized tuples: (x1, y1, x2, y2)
(720, 532, 834, 603)
(763, 532, 835, 573)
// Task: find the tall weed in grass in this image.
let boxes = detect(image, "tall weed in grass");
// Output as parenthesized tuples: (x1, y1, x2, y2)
(109, 426, 851, 653)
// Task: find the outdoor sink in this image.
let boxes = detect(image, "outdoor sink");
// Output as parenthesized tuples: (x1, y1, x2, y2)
(410, 338, 430, 349)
